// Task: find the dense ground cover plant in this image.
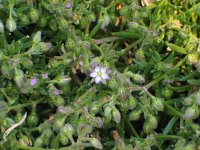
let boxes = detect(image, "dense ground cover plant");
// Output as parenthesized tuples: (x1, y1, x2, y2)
(0, 0, 200, 149)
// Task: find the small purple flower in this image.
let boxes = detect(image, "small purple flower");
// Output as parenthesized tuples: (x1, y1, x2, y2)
(41, 73, 48, 79)
(30, 78, 37, 86)
(87, 43, 91, 49)
(90, 66, 110, 84)
(165, 79, 171, 84)
(53, 89, 60, 95)
(65, 2, 72, 9)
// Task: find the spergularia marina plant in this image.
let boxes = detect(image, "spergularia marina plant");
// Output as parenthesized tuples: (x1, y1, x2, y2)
(90, 66, 110, 84)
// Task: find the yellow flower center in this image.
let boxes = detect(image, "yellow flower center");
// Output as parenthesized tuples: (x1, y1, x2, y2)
(97, 72, 102, 77)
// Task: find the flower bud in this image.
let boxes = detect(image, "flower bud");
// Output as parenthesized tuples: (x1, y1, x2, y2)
(135, 49, 145, 61)
(88, 14, 96, 22)
(187, 53, 199, 65)
(112, 107, 121, 123)
(92, 117, 104, 128)
(128, 96, 137, 110)
(27, 108, 39, 127)
(34, 136, 43, 148)
(99, 14, 110, 30)
(161, 86, 173, 99)
(90, 138, 103, 150)
(62, 123, 74, 138)
(51, 95, 65, 107)
(72, 13, 81, 25)
(166, 30, 174, 41)
(128, 108, 142, 121)
(18, 13, 30, 25)
(49, 19, 58, 31)
(1, 62, 13, 79)
(43, 128, 53, 139)
(90, 102, 101, 114)
(107, 79, 118, 90)
(116, 139, 126, 150)
(126, 72, 145, 83)
(19, 135, 32, 146)
(104, 112, 112, 123)
(120, 100, 129, 112)
(186, 41, 196, 52)
(53, 117, 66, 131)
(33, 31, 41, 44)
(1, 117, 15, 127)
(14, 68, 24, 89)
(119, 6, 130, 16)
(148, 115, 157, 128)
(151, 97, 164, 111)
(58, 18, 69, 30)
(77, 124, 93, 137)
(0, 20, 4, 33)
(143, 115, 157, 134)
(104, 106, 112, 117)
(6, 17, 16, 32)
(58, 106, 74, 115)
(7, 95, 18, 106)
(29, 7, 39, 23)
(184, 104, 199, 120)
(20, 57, 33, 69)
(65, 38, 75, 50)
(39, 42, 52, 52)
(15, 111, 24, 122)
(184, 96, 194, 106)
(59, 132, 69, 145)
(133, 74, 145, 83)
(38, 16, 47, 27)
(80, 19, 88, 29)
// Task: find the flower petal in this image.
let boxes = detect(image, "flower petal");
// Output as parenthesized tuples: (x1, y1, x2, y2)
(95, 76, 101, 83)
(30, 78, 37, 86)
(101, 73, 109, 80)
(90, 72, 97, 78)
(94, 66, 100, 72)
(101, 67, 107, 73)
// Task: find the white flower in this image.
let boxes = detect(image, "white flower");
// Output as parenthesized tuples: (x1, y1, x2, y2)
(90, 66, 110, 84)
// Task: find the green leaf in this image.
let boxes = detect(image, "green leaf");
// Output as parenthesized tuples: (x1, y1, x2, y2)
(162, 116, 179, 135)
(165, 42, 187, 54)
(1, 62, 14, 79)
(152, 51, 161, 64)
(112, 32, 141, 39)
(187, 79, 200, 86)
(88, 22, 102, 38)
(180, 71, 199, 81)
(0, 34, 8, 49)
(167, 84, 191, 92)
(163, 52, 174, 63)
(154, 135, 182, 140)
